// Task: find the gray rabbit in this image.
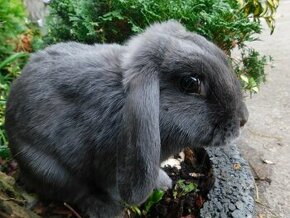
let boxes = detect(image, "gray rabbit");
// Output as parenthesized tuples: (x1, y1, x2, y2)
(5, 20, 248, 217)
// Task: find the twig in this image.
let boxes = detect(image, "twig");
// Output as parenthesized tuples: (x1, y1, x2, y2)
(247, 128, 282, 141)
(255, 199, 268, 207)
(0, 196, 26, 204)
(248, 162, 272, 183)
(64, 202, 82, 218)
(254, 181, 260, 202)
(254, 181, 270, 207)
(253, 183, 280, 218)
(255, 200, 280, 218)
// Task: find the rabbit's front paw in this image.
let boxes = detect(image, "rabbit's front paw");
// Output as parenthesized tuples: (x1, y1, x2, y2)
(156, 169, 172, 191)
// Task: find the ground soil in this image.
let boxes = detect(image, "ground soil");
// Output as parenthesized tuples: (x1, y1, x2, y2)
(143, 148, 213, 218)
(0, 148, 213, 218)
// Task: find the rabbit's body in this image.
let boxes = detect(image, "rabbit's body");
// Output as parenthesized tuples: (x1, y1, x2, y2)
(5, 21, 248, 217)
(6, 43, 128, 215)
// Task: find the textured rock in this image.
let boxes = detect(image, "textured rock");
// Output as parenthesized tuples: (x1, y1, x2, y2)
(200, 144, 255, 218)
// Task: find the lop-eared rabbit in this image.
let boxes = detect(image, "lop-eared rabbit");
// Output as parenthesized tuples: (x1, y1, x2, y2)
(5, 21, 248, 217)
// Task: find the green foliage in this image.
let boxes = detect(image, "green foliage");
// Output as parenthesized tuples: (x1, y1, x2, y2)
(45, 0, 278, 93)
(127, 204, 142, 217)
(0, 0, 27, 60)
(235, 49, 272, 93)
(240, 0, 279, 34)
(173, 179, 198, 199)
(143, 189, 164, 214)
(0, 0, 32, 158)
(126, 181, 198, 216)
(126, 189, 164, 216)
(45, 0, 261, 49)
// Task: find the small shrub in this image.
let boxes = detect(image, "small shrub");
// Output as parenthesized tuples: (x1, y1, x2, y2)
(45, 0, 261, 49)
(234, 49, 272, 93)
(0, 0, 43, 158)
(45, 0, 278, 93)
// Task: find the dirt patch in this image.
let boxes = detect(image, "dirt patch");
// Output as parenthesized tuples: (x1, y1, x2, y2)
(0, 148, 214, 218)
(131, 148, 214, 218)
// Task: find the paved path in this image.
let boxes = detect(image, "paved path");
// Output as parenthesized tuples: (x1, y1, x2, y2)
(237, 1, 290, 217)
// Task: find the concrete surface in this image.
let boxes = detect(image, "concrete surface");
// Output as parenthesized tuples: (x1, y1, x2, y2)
(237, 0, 290, 217)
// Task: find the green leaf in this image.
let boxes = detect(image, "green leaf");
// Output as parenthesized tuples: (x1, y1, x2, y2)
(0, 145, 10, 159)
(240, 74, 249, 83)
(130, 205, 142, 216)
(0, 52, 29, 70)
(174, 179, 198, 198)
(101, 11, 123, 21)
(143, 189, 164, 214)
(130, 23, 143, 33)
(249, 77, 257, 86)
(252, 86, 259, 92)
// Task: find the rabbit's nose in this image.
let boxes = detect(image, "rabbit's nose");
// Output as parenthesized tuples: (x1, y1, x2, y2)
(239, 102, 249, 127)
(240, 118, 247, 127)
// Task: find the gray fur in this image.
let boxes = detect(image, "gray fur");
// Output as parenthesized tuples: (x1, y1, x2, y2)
(5, 20, 248, 217)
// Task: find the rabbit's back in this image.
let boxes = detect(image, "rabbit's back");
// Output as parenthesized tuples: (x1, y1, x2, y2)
(5, 42, 125, 182)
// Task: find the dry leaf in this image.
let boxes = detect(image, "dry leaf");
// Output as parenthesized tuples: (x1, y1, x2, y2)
(233, 163, 241, 170)
(261, 159, 275, 165)
(189, 172, 204, 178)
(161, 158, 181, 169)
(183, 148, 196, 165)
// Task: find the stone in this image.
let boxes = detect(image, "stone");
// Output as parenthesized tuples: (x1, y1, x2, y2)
(229, 203, 236, 211)
(236, 201, 244, 210)
(232, 210, 243, 218)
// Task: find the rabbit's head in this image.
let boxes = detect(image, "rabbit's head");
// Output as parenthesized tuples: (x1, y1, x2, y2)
(122, 21, 248, 152)
(119, 21, 248, 203)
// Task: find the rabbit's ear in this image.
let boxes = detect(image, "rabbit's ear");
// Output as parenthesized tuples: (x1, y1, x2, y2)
(117, 66, 161, 204)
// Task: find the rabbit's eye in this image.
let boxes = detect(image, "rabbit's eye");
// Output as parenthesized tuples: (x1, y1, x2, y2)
(179, 76, 201, 94)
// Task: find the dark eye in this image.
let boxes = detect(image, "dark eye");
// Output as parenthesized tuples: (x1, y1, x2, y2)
(179, 76, 201, 94)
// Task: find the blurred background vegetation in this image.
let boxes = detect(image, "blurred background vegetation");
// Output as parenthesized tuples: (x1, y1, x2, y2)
(0, 0, 279, 159)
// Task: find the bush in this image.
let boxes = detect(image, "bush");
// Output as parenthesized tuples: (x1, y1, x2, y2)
(0, 0, 43, 158)
(46, 0, 261, 48)
(45, 0, 278, 93)
(0, 0, 30, 157)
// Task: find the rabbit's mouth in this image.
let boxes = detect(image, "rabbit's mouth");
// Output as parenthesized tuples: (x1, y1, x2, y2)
(209, 122, 240, 147)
